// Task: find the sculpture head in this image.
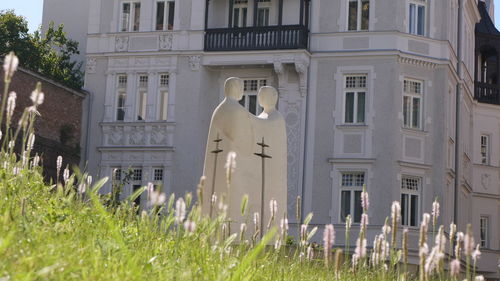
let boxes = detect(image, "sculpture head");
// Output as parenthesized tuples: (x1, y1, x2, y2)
(224, 77, 244, 101)
(258, 86, 278, 113)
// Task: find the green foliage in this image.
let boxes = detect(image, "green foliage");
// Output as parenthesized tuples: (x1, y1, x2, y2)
(0, 10, 83, 89)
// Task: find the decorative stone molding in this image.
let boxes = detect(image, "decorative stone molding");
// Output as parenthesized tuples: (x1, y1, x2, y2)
(283, 100, 302, 214)
(115, 36, 129, 52)
(398, 56, 437, 68)
(188, 55, 201, 71)
(86, 58, 97, 73)
(159, 34, 173, 50)
(294, 59, 309, 97)
(102, 123, 174, 147)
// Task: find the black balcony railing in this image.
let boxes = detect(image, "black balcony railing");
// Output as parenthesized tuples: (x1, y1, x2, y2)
(204, 25, 308, 51)
(475, 81, 500, 105)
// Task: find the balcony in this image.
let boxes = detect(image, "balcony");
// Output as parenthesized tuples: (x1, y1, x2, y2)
(205, 25, 308, 51)
(474, 82, 500, 105)
(204, 0, 310, 52)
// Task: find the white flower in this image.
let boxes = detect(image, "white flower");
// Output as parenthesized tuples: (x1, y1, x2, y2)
(175, 198, 186, 224)
(30, 88, 44, 106)
(361, 190, 369, 211)
(12, 166, 20, 175)
(0, 130, 2, 141)
(56, 156, 62, 171)
(475, 276, 485, 281)
(183, 220, 196, 233)
(3, 52, 19, 81)
(86, 175, 92, 186)
(382, 224, 391, 237)
(269, 199, 277, 219)
(63, 167, 70, 184)
(464, 232, 475, 256)
(300, 224, 308, 244)
(31, 154, 40, 167)
(280, 218, 289, 232)
(354, 238, 367, 258)
(78, 183, 86, 194)
(472, 244, 481, 262)
(345, 214, 352, 229)
(224, 151, 236, 184)
(27, 133, 35, 150)
(432, 200, 440, 224)
(450, 259, 460, 277)
(323, 224, 335, 252)
(361, 213, 369, 230)
(149, 190, 166, 207)
(307, 245, 314, 260)
(6, 91, 16, 121)
(391, 201, 401, 223)
(8, 140, 14, 149)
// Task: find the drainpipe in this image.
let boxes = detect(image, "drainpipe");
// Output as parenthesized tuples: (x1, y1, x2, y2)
(453, 0, 464, 237)
(82, 88, 93, 170)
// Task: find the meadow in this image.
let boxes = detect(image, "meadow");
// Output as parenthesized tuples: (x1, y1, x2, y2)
(0, 52, 489, 280)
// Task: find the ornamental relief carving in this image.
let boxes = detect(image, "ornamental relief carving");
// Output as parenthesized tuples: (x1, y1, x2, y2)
(86, 58, 97, 73)
(129, 126, 146, 145)
(151, 126, 168, 145)
(284, 101, 302, 215)
(103, 124, 171, 147)
(159, 34, 173, 50)
(188, 55, 201, 71)
(115, 36, 129, 52)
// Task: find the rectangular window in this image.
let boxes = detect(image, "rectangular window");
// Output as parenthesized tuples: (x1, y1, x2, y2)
(403, 79, 423, 129)
(257, 8, 270, 26)
(480, 135, 490, 165)
(113, 168, 122, 181)
(116, 75, 127, 121)
(154, 168, 164, 181)
(137, 75, 148, 121)
(240, 79, 267, 115)
(120, 2, 141, 32)
(344, 75, 366, 124)
(409, 1, 426, 36)
(401, 176, 421, 227)
(340, 172, 364, 223)
(132, 169, 142, 181)
(158, 74, 169, 120)
(348, 0, 369, 31)
(156, 1, 175, 31)
(480, 216, 489, 247)
(233, 0, 248, 27)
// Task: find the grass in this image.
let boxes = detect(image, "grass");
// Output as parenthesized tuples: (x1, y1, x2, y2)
(0, 52, 490, 280)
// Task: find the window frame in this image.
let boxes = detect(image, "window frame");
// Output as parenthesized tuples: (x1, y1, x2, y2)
(239, 78, 267, 115)
(339, 171, 365, 224)
(155, 0, 175, 31)
(401, 175, 421, 228)
(480, 134, 490, 165)
(136, 74, 148, 121)
(402, 78, 423, 130)
(408, 0, 426, 36)
(116, 74, 128, 121)
(347, 0, 370, 31)
(158, 73, 169, 121)
(233, 0, 249, 28)
(480, 215, 489, 248)
(343, 74, 367, 125)
(120, 1, 141, 32)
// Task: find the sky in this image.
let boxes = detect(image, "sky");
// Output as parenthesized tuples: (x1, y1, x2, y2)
(1, 0, 500, 33)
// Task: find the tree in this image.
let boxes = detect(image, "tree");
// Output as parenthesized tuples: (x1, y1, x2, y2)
(0, 10, 83, 89)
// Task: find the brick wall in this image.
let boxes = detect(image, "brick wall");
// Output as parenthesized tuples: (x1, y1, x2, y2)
(0, 68, 87, 182)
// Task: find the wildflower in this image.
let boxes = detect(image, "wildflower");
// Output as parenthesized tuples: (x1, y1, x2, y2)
(32, 154, 40, 167)
(307, 245, 314, 260)
(3, 52, 19, 82)
(361, 188, 369, 211)
(78, 182, 86, 194)
(295, 195, 301, 222)
(86, 175, 92, 186)
(300, 224, 308, 245)
(323, 224, 335, 257)
(183, 220, 196, 233)
(56, 156, 62, 175)
(472, 244, 481, 262)
(391, 201, 401, 248)
(6, 91, 16, 122)
(435, 226, 446, 252)
(21, 151, 28, 168)
(280, 217, 288, 238)
(449, 223, 457, 243)
(175, 198, 186, 224)
(12, 166, 20, 175)
(27, 133, 35, 150)
(464, 231, 475, 256)
(63, 166, 70, 184)
(450, 259, 460, 278)
(402, 228, 409, 264)
(354, 237, 367, 258)
(211, 194, 217, 206)
(30, 86, 44, 106)
(360, 213, 369, 231)
(8, 140, 14, 149)
(149, 190, 166, 207)
(352, 253, 360, 268)
(455, 232, 464, 259)
(382, 223, 391, 237)
(475, 276, 485, 281)
(146, 182, 155, 199)
(432, 199, 440, 226)
(345, 214, 352, 230)
(224, 151, 236, 186)
(269, 199, 277, 220)
(239, 223, 247, 242)
(0, 130, 2, 141)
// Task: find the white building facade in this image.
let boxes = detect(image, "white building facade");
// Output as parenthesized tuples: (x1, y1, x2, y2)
(43, 0, 499, 277)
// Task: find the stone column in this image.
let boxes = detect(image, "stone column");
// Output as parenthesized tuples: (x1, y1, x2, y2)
(104, 71, 116, 122)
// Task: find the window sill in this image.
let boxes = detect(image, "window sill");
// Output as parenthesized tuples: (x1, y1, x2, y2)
(402, 127, 428, 134)
(337, 124, 368, 129)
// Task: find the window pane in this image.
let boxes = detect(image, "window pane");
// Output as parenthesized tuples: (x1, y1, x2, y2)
(160, 91, 168, 120)
(417, 5, 425, 35)
(354, 191, 362, 223)
(156, 2, 165, 30)
(401, 194, 407, 226)
(357, 92, 365, 123)
(249, 95, 257, 115)
(410, 194, 418, 227)
(409, 4, 415, 34)
(412, 97, 420, 128)
(345, 92, 355, 123)
(167, 2, 175, 30)
(341, 191, 351, 222)
(133, 3, 141, 31)
(233, 8, 240, 27)
(242, 8, 247, 27)
(348, 1, 358, 31)
(121, 3, 131, 31)
(361, 0, 369, 30)
(257, 8, 269, 26)
(403, 96, 411, 127)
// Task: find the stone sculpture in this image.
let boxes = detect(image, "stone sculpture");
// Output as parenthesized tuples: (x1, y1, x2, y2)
(202, 77, 287, 235)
